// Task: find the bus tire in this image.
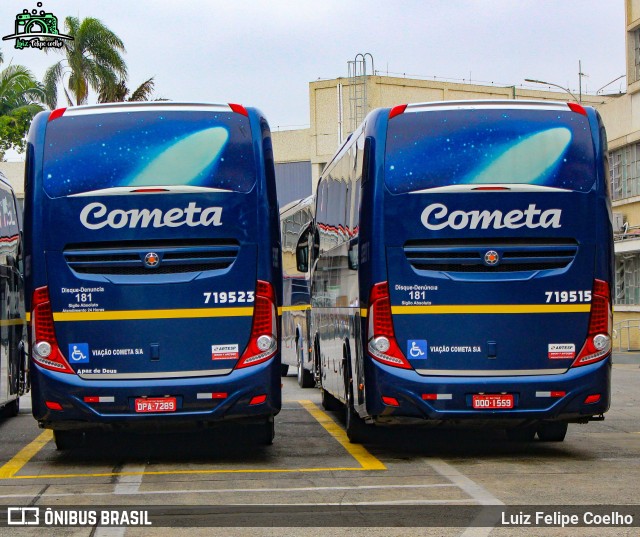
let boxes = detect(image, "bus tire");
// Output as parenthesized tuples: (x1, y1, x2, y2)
(259, 417, 275, 446)
(345, 384, 368, 444)
(280, 364, 289, 377)
(2, 397, 19, 418)
(321, 387, 341, 411)
(506, 425, 536, 442)
(537, 422, 568, 442)
(297, 341, 314, 388)
(53, 430, 85, 451)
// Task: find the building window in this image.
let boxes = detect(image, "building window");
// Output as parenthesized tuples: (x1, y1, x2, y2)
(616, 254, 640, 305)
(610, 142, 640, 200)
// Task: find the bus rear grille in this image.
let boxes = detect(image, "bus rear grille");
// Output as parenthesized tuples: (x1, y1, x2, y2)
(64, 239, 240, 275)
(403, 238, 578, 273)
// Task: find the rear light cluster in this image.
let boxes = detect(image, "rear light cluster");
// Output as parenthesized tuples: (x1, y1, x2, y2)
(31, 287, 74, 374)
(367, 282, 412, 369)
(235, 280, 277, 369)
(572, 279, 612, 367)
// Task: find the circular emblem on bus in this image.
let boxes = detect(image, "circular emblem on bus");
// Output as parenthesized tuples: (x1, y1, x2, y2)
(144, 252, 160, 268)
(484, 250, 500, 266)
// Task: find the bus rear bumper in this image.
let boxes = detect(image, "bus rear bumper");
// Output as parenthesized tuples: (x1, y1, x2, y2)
(365, 357, 611, 426)
(30, 361, 281, 431)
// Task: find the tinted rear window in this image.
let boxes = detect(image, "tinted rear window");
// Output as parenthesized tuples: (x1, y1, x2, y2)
(43, 109, 256, 196)
(385, 108, 595, 193)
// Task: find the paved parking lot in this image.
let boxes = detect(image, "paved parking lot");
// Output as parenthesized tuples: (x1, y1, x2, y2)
(0, 357, 639, 536)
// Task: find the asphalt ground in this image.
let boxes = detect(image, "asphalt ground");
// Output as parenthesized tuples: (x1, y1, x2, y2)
(0, 357, 638, 537)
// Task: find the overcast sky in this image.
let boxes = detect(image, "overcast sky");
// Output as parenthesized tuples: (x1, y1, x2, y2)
(0, 0, 627, 130)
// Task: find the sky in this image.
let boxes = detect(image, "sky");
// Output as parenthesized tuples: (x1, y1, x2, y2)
(0, 0, 627, 133)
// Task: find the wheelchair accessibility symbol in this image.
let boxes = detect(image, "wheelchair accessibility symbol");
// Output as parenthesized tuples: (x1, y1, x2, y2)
(407, 340, 428, 360)
(68, 343, 89, 363)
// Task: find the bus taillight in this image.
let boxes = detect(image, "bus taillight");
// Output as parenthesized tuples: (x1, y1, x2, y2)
(235, 281, 277, 369)
(367, 282, 412, 369)
(572, 280, 612, 367)
(31, 287, 75, 374)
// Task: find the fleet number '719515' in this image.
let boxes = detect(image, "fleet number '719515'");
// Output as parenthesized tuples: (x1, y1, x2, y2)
(544, 290, 592, 303)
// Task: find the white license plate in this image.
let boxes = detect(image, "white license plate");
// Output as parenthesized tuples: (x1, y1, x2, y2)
(472, 394, 514, 409)
(134, 397, 177, 413)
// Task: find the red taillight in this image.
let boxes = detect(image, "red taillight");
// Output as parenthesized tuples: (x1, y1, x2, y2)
(388, 104, 408, 120)
(250, 394, 267, 405)
(567, 102, 587, 116)
(382, 396, 400, 407)
(235, 281, 277, 369)
(229, 103, 248, 117)
(572, 280, 612, 367)
(45, 401, 63, 411)
(48, 107, 66, 122)
(31, 287, 75, 374)
(367, 282, 412, 369)
(584, 394, 601, 404)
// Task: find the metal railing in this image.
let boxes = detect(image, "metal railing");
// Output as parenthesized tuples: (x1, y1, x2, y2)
(613, 319, 640, 351)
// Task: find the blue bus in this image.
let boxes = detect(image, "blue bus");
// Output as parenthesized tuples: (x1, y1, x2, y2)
(24, 102, 282, 448)
(0, 172, 27, 419)
(280, 196, 315, 387)
(298, 100, 613, 443)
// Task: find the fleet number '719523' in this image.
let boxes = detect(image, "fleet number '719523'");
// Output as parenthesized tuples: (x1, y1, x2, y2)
(203, 291, 255, 304)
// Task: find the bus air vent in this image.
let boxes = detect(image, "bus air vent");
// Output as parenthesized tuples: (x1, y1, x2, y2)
(63, 239, 240, 276)
(403, 238, 578, 273)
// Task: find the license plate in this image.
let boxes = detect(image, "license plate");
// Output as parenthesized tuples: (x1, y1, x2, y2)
(134, 397, 177, 413)
(472, 394, 514, 409)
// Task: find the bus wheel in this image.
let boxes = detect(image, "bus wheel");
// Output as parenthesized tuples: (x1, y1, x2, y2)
(2, 397, 19, 418)
(506, 425, 536, 442)
(537, 422, 568, 442)
(53, 430, 85, 451)
(297, 342, 315, 388)
(258, 417, 275, 446)
(321, 388, 341, 411)
(280, 364, 289, 377)
(345, 383, 368, 444)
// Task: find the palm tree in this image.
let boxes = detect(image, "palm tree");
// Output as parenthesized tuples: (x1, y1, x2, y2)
(43, 16, 127, 109)
(98, 76, 159, 103)
(0, 50, 46, 158)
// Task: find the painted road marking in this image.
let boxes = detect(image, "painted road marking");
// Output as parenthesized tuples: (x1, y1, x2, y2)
(0, 430, 53, 479)
(427, 458, 504, 537)
(298, 399, 386, 470)
(0, 401, 384, 480)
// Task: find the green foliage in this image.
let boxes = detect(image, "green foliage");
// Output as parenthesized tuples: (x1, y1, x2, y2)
(43, 16, 127, 108)
(0, 51, 45, 158)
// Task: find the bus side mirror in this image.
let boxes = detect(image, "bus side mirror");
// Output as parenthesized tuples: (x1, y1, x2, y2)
(296, 226, 311, 273)
(347, 241, 358, 271)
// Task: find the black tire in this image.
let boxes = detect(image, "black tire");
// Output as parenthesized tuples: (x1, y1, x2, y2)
(320, 387, 342, 411)
(53, 430, 85, 451)
(2, 397, 19, 418)
(506, 425, 537, 442)
(537, 422, 568, 442)
(280, 364, 289, 377)
(345, 384, 368, 444)
(259, 417, 275, 446)
(297, 341, 315, 388)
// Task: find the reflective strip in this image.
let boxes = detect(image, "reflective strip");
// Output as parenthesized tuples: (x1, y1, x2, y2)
(360, 308, 368, 318)
(415, 368, 567, 377)
(281, 305, 311, 312)
(78, 368, 233, 380)
(0, 319, 25, 326)
(392, 304, 590, 315)
(52, 307, 254, 322)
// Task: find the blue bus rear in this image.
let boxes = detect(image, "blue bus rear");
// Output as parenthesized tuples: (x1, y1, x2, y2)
(24, 102, 282, 447)
(309, 100, 613, 442)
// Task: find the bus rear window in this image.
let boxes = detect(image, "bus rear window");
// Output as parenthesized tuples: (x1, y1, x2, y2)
(43, 110, 256, 197)
(385, 108, 596, 193)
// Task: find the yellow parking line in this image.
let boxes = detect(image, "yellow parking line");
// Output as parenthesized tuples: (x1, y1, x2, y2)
(298, 400, 386, 470)
(0, 430, 53, 479)
(0, 401, 384, 480)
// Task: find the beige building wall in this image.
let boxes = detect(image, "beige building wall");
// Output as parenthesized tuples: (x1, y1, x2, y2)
(304, 76, 609, 187)
(0, 162, 25, 198)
